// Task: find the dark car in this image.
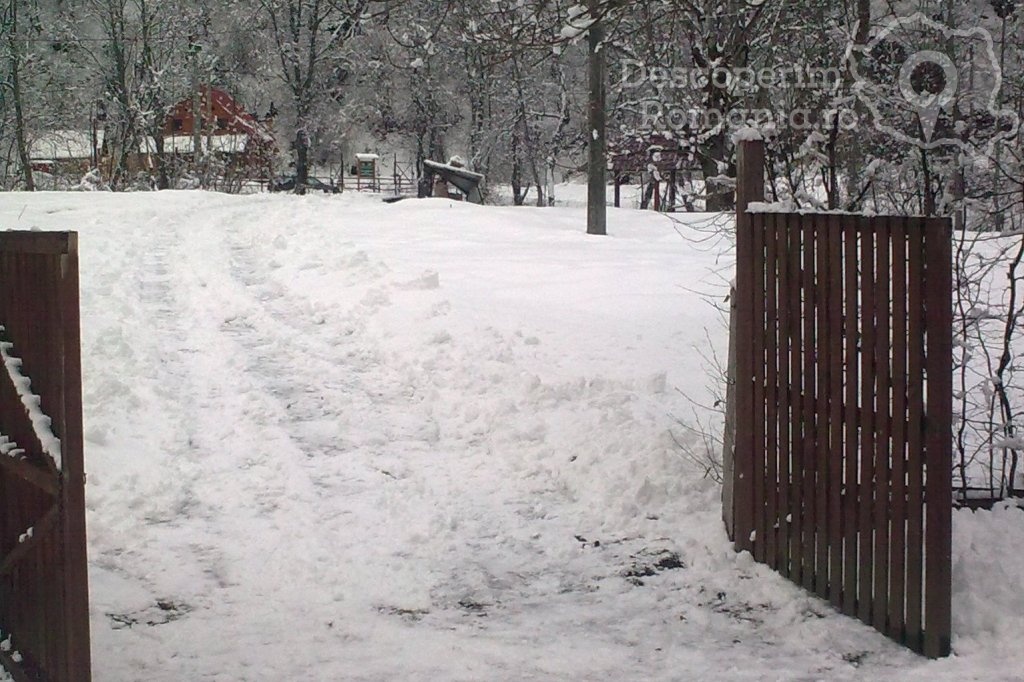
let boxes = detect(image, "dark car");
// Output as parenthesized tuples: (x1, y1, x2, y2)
(270, 176, 340, 194)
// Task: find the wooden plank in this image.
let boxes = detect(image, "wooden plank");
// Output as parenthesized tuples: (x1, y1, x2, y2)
(788, 215, 804, 585)
(0, 647, 42, 682)
(733, 208, 755, 554)
(0, 455, 59, 497)
(0, 232, 72, 256)
(764, 214, 779, 570)
(2, 269, 62, 483)
(4, 253, 56, 677)
(732, 140, 765, 555)
(775, 212, 792, 578)
(827, 214, 844, 608)
(889, 217, 909, 641)
(858, 216, 876, 625)
(801, 213, 817, 592)
(905, 217, 926, 651)
(722, 288, 738, 540)
(873, 217, 892, 632)
(923, 217, 952, 659)
(0, 504, 58, 578)
(58, 236, 93, 681)
(814, 214, 829, 599)
(752, 214, 767, 562)
(842, 217, 859, 616)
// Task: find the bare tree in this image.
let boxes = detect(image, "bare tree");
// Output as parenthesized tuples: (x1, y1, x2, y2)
(4, 0, 34, 190)
(258, 0, 382, 193)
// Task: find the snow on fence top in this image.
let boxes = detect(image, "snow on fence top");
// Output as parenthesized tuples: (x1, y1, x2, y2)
(745, 201, 934, 218)
(747, 200, 879, 216)
(731, 126, 763, 143)
(0, 327, 63, 471)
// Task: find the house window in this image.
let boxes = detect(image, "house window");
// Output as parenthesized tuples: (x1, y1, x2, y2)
(172, 118, 184, 132)
(217, 117, 228, 130)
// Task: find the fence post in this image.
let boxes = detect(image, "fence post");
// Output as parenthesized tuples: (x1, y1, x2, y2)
(722, 283, 738, 539)
(923, 216, 953, 658)
(729, 137, 765, 553)
(59, 234, 92, 681)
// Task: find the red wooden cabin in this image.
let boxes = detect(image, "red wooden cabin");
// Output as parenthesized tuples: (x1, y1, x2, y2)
(161, 86, 275, 178)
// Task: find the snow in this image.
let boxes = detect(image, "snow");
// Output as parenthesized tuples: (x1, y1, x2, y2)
(0, 192, 1022, 680)
(146, 135, 251, 154)
(422, 158, 484, 180)
(747, 201, 911, 217)
(0, 332, 63, 469)
(731, 126, 763, 143)
(28, 130, 101, 162)
(0, 435, 21, 457)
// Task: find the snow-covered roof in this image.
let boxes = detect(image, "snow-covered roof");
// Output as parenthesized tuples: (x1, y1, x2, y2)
(355, 153, 380, 161)
(423, 159, 485, 201)
(423, 159, 484, 181)
(29, 130, 101, 161)
(143, 135, 250, 154)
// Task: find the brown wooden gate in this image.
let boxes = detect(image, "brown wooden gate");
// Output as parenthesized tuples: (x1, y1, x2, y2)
(726, 141, 953, 658)
(0, 232, 91, 681)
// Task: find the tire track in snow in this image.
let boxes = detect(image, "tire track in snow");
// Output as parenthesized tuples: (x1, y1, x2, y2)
(85, 204, 256, 679)
(189, 205, 729, 678)
(187, 206, 669, 663)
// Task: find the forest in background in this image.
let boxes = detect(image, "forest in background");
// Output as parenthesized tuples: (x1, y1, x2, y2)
(3, 0, 1024, 498)
(0, 1, 1016, 210)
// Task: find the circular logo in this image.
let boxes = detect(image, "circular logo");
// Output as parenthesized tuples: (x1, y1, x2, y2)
(898, 50, 958, 111)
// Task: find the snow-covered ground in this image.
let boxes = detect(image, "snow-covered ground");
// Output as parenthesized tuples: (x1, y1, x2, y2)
(1, 191, 1022, 681)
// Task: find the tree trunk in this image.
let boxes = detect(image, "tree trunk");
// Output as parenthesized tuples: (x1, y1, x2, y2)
(921, 147, 936, 216)
(153, 133, 169, 189)
(546, 157, 556, 207)
(466, 49, 489, 176)
(640, 177, 654, 210)
(587, 0, 607, 235)
(192, 76, 202, 173)
(9, 0, 33, 191)
(703, 132, 733, 211)
(511, 160, 524, 206)
(295, 128, 309, 195)
(844, 0, 872, 207)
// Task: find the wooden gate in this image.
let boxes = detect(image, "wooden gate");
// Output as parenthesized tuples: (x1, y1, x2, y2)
(0, 232, 91, 681)
(726, 141, 953, 658)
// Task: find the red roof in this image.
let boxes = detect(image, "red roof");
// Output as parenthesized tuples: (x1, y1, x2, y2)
(204, 87, 271, 141)
(164, 87, 273, 143)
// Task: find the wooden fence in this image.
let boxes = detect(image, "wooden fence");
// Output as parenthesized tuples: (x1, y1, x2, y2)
(726, 140, 953, 658)
(0, 232, 91, 681)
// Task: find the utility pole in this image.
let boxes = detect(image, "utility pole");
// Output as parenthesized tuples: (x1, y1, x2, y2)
(587, 0, 607, 236)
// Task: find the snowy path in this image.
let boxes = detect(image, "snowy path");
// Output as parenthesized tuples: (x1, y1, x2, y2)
(2, 192, 1022, 681)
